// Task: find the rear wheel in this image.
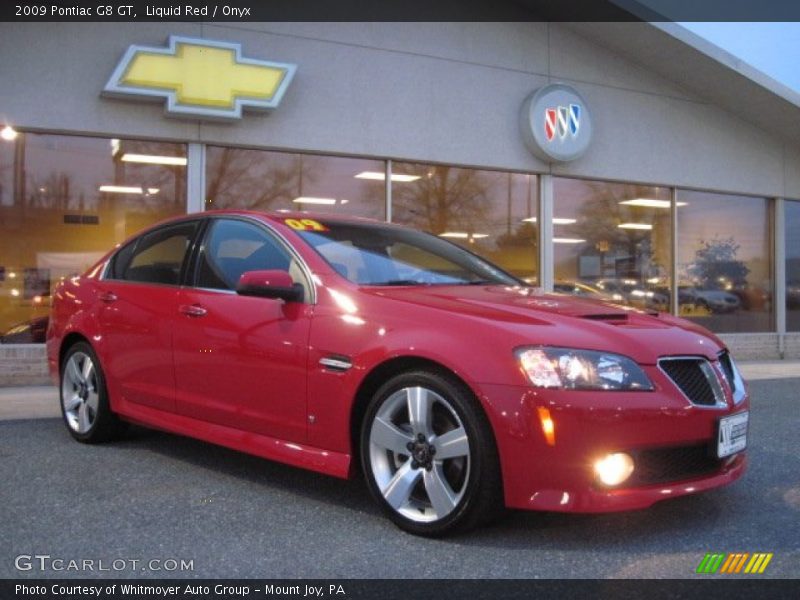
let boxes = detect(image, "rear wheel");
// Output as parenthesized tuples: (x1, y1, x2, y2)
(360, 370, 503, 536)
(60, 341, 126, 443)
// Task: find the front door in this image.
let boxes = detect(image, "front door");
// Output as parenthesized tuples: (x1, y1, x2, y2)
(172, 218, 312, 442)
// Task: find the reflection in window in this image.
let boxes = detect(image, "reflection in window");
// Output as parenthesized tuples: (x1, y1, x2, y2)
(785, 201, 800, 331)
(390, 164, 538, 284)
(552, 178, 672, 312)
(205, 147, 385, 220)
(677, 190, 772, 333)
(0, 133, 186, 341)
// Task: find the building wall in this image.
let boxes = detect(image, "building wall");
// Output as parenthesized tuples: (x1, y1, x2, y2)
(1, 22, 799, 385)
(1, 22, 798, 197)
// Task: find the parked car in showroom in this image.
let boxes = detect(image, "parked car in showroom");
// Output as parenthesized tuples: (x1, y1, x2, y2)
(47, 212, 749, 536)
(1, 315, 49, 344)
(680, 286, 741, 313)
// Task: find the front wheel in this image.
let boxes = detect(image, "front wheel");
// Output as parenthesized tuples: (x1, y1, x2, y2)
(60, 341, 127, 443)
(360, 370, 503, 536)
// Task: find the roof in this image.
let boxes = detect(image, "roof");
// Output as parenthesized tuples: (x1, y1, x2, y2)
(566, 21, 800, 146)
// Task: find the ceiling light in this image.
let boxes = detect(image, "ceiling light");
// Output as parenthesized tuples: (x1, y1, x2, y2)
(354, 171, 421, 182)
(98, 185, 144, 194)
(1, 126, 18, 141)
(619, 198, 687, 208)
(618, 223, 653, 230)
(293, 197, 337, 205)
(439, 232, 469, 239)
(553, 237, 586, 244)
(470, 233, 489, 239)
(121, 153, 187, 166)
(146, 188, 160, 195)
(522, 217, 577, 225)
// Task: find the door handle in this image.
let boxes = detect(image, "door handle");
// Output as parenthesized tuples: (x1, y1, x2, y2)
(179, 304, 208, 318)
(99, 292, 117, 304)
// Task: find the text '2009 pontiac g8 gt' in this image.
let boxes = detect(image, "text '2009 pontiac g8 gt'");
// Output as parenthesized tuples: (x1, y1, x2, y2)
(47, 211, 749, 536)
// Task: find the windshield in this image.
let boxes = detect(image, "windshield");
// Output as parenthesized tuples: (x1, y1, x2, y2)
(292, 220, 520, 286)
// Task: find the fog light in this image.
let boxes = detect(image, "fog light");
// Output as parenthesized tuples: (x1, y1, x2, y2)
(594, 452, 634, 486)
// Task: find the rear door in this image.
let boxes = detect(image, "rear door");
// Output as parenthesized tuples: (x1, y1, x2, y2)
(96, 219, 201, 413)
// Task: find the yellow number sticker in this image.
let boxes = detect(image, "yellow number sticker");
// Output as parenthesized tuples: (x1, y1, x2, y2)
(284, 218, 328, 232)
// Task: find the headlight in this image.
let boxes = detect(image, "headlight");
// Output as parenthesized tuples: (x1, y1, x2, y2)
(516, 346, 653, 391)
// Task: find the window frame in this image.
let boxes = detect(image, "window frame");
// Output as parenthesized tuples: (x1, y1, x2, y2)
(103, 218, 202, 288)
(187, 215, 316, 303)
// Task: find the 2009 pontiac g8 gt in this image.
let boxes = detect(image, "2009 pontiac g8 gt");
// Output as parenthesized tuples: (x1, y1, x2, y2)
(47, 211, 749, 536)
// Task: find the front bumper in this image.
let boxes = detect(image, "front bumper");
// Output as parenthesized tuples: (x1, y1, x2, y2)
(478, 365, 749, 513)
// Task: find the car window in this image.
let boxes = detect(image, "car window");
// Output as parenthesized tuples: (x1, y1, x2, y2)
(115, 221, 198, 286)
(294, 221, 518, 286)
(196, 219, 307, 298)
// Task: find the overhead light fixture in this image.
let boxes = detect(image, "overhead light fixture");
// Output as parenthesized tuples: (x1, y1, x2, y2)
(1, 126, 18, 141)
(121, 153, 187, 166)
(146, 188, 160, 195)
(293, 196, 337, 205)
(618, 223, 653, 230)
(354, 171, 421, 182)
(522, 217, 577, 225)
(439, 232, 469, 239)
(553, 237, 586, 244)
(619, 198, 687, 208)
(471, 233, 489, 239)
(99, 185, 145, 194)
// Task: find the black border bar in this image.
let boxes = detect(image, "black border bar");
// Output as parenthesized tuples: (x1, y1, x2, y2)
(4, 1, 800, 22)
(3, 579, 800, 600)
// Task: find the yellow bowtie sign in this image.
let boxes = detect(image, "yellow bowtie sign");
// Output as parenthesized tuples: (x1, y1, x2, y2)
(103, 36, 297, 120)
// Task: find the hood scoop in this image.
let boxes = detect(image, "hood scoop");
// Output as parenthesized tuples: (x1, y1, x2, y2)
(582, 313, 629, 322)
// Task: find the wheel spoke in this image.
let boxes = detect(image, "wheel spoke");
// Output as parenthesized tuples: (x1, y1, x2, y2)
(423, 463, 458, 518)
(81, 357, 94, 382)
(382, 460, 422, 510)
(63, 393, 82, 412)
(66, 358, 83, 385)
(434, 427, 469, 460)
(372, 416, 413, 455)
(407, 387, 433, 437)
(85, 391, 99, 413)
(78, 402, 91, 432)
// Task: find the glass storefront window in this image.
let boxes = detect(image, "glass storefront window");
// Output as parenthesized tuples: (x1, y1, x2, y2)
(0, 133, 187, 342)
(391, 163, 538, 284)
(677, 190, 772, 333)
(205, 147, 386, 220)
(552, 178, 672, 312)
(785, 200, 800, 331)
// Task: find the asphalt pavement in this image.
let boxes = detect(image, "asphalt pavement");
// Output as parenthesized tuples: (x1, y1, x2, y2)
(0, 378, 798, 579)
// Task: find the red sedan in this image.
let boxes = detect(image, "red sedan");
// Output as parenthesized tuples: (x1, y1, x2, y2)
(47, 211, 749, 536)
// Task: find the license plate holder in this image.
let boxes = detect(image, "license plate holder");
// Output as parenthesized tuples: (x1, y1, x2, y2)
(717, 411, 748, 458)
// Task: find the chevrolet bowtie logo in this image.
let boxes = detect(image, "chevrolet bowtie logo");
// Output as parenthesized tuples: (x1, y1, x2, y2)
(103, 36, 297, 120)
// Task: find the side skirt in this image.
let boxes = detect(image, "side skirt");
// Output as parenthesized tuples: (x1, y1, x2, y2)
(114, 401, 352, 479)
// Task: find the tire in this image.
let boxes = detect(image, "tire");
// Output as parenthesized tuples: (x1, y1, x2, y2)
(60, 341, 127, 443)
(360, 369, 503, 536)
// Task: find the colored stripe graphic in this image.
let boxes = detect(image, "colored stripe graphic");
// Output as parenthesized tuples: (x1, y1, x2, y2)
(698, 552, 773, 574)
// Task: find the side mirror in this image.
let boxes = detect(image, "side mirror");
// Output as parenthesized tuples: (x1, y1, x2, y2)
(236, 270, 304, 302)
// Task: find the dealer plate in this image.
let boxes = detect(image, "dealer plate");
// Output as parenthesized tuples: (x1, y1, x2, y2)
(717, 411, 748, 458)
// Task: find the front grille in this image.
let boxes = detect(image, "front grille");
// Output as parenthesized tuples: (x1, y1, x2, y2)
(627, 443, 722, 487)
(659, 358, 720, 406)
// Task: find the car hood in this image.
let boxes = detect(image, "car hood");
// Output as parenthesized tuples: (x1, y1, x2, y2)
(361, 284, 725, 364)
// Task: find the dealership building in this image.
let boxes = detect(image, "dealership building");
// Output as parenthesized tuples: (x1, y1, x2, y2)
(1, 20, 800, 385)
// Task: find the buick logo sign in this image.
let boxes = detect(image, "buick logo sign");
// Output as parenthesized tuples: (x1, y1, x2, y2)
(521, 84, 592, 162)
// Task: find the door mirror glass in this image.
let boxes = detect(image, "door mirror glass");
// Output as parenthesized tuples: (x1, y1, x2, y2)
(236, 270, 303, 302)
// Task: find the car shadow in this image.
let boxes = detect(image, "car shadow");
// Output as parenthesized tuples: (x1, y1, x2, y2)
(112, 424, 769, 554)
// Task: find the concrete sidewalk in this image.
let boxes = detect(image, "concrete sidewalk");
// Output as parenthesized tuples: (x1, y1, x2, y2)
(1, 360, 799, 421)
